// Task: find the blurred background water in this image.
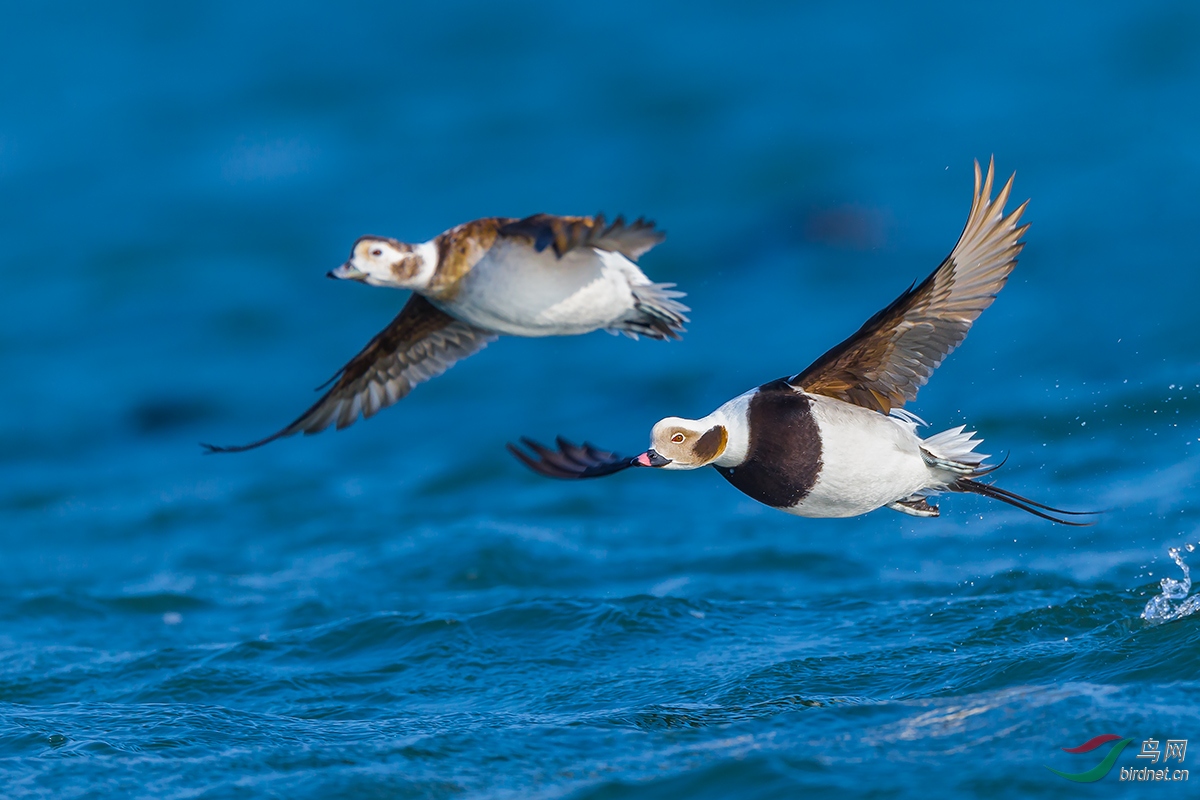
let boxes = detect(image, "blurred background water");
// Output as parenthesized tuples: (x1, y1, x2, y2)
(2, 1, 1199, 797)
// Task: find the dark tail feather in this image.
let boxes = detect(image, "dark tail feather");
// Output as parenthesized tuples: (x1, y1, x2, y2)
(952, 478, 1098, 526)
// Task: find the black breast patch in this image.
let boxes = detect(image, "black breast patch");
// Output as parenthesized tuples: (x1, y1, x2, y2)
(714, 384, 822, 509)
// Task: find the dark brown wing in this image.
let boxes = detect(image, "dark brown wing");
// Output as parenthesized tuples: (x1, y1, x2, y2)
(507, 437, 639, 479)
(204, 295, 497, 452)
(497, 213, 665, 261)
(790, 158, 1029, 414)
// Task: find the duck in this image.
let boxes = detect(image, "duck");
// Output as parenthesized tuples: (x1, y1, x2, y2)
(205, 213, 688, 452)
(509, 160, 1094, 525)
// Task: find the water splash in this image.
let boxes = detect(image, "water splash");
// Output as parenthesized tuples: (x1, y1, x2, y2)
(1141, 543, 1200, 625)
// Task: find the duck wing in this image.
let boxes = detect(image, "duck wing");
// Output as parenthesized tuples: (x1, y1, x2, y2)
(790, 158, 1028, 414)
(204, 295, 496, 452)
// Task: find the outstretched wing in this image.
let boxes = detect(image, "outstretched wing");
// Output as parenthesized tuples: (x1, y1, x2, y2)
(790, 158, 1029, 414)
(204, 295, 497, 452)
(497, 213, 665, 261)
(508, 437, 639, 479)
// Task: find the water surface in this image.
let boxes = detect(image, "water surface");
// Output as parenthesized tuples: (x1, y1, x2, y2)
(2, 2, 1199, 797)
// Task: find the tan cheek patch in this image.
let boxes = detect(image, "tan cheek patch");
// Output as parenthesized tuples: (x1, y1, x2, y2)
(390, 256, 417, 280)
(693, 425, 727, 462)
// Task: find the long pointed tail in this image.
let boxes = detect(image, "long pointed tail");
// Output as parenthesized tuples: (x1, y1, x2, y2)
(951, 478, 1098, 526)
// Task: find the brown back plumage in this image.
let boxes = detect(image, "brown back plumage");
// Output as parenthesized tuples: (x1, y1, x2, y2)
(790, 158, 1029, 414)
(496, 213, 665, 261)
(424, 213, 666, 300)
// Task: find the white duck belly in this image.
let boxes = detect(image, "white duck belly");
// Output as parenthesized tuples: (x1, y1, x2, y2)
(436, 242, 641, 337)
(789, 396, 934, 518)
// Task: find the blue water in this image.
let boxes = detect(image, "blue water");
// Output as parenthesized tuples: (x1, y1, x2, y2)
(3, 2, 1199, 797)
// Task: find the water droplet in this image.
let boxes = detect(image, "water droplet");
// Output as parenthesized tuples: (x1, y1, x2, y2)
(162, 612, 182, 625)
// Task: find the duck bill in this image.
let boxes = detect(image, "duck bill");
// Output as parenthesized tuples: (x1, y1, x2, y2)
(327, 261, 366, 281)
(634, 449, 671, 468)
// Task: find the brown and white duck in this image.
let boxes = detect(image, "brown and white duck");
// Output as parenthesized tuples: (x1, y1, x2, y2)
(205, 213, 687, 452)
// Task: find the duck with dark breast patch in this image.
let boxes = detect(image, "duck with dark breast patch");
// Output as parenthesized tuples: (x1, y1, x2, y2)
(510, 160, 1095, 525)
(204, 213, 687, 452)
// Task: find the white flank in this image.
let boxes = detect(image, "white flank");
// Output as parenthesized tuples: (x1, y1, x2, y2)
(441, 243, 639, 337)
(791, 394, 933, 518)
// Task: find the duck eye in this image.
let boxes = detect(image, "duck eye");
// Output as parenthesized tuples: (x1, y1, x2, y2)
(671, 433, 685, 444)
(371, 248, 383, 257)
